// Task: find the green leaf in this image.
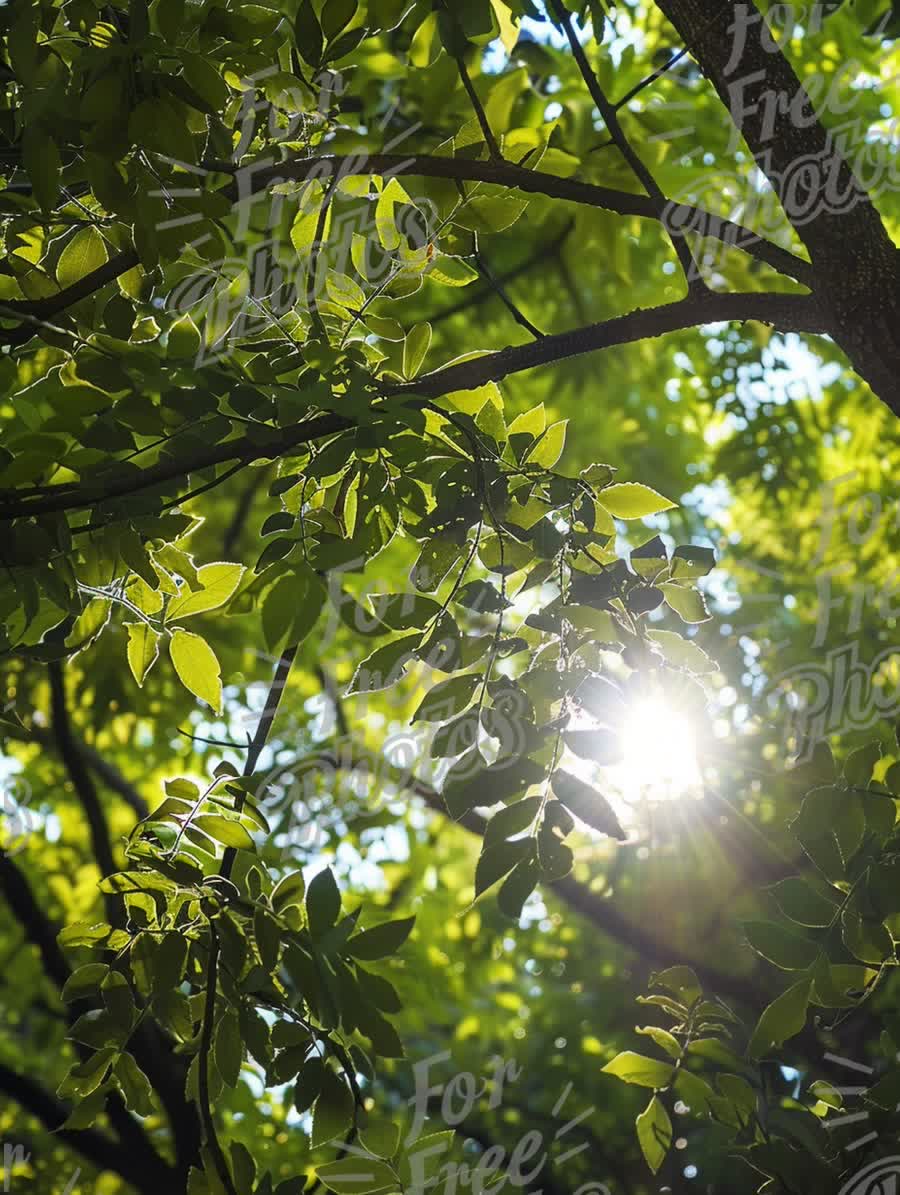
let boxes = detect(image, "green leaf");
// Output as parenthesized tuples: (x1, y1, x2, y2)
(60, 1084, 110, 1130)
(660, 583, 710, 624)
(272, 870, 307, 913)
(167, 563, 244, 620)
(346, 916, 415, 960)
(484, 796, 542, 845)
(562, 729, 624, 766)
(525, 420, 567, 469)
(747, 980, 811, 1060)
(295, 1, 324, 66)
(636, 1094, 672, 1174)
(650, 966, 702, 1006)
(62, 964, 110, 1003)
(167, 314, 201, 360)
(22, 126, 61, 212)
(403, 322, 432, 378)
(316, 1157, 397, 1195)
(307, 867, 341, 937)
(475, 838, 532, 897)
(413, 674, 480, 722)
(347, 634, 420, 694)
(602, 1052, 675, 1088)
(497, 856, 540, 919)
(215, 1009, 243, 1087)
(635, 1026, 681, 1059)
(169, 629, 222, 713)
(552, 771, 625, 838)
(125, 622, 161, 685)
(114, 1052, 155, 1116)
(768, 878, 839, 927)
(294, 1058, 326, 1113)
(742, 920, 819, 970)
(647, 629, 716, 674)
(312, 1069, 354, 1147)
(455, 579, 510, 613)
(358, 1113, 401, 1159)
(57, 227, 107, 290)
(791, 785, 866, 879)
(262, 569, 326, 652)
(193, 815, 255, 850)
(599, 483, 676, 519)
(670, 545, 716, 579)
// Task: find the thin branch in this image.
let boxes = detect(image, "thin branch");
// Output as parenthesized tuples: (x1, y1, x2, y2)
(198, 643, 300, 1195)
(614, 45, 691, 110)
(548, 0, 704, 287)
(473, 250, 545, 338)
(431, 218, 575, 326)
(315, 664, 349, 739)
(0, 412, 350, 519)
(436, 1, 502, 160)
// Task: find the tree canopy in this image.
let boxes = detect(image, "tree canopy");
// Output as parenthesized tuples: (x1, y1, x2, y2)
(1, 0, 900, 1193)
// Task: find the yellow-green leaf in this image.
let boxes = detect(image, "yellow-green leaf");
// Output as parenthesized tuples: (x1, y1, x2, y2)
(57, 227, 108, 290)
(636, 1094, 672, 1174)
(169, 628, 222, 712)
(167, 563, 245, 621)
(403, 322, 432, 379)
(125, 622, 161, 685)
(599, 482, 676, 519)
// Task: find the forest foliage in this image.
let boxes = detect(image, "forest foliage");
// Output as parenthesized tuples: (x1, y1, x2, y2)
(1, 0, 900, 1192)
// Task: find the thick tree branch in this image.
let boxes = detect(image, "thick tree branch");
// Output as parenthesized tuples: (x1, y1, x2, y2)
(0, 849, 180, 1183)
(0, 292, 825, 523)
(226, 154, 813, 285)
(390, 291, 827, 399)
(0, 154, 813, 354)
(650, 0, 900, 406)
(0, 850, 72, 992)
(2, 722, 149, 820)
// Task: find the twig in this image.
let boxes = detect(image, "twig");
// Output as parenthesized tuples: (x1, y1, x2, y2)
(197, 644, 300, 1195)
(473, 250, 545, 338)
(547, 0, 706, 288)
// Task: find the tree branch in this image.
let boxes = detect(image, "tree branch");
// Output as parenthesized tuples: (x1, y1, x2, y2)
(473, 249, 545, 338)
(649, 0, 900, 405)
(430, 218, 575, 326)
(0, 1059, 173, 1194)
(390, 291, 827, 399)
(228, 154, 813, 285)
(548, 0, 705, 287)
(0, 154, 813, 355)
(0, 293, 825, 523)
(48, 660, 119, 895)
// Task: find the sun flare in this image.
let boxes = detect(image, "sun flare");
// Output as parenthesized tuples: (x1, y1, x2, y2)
(613, 696, 701, 802)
